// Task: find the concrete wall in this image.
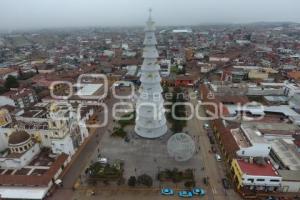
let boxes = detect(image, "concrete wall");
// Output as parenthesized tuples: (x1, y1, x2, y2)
(242, 174, 282, 187)
(280, 181, 300, 192)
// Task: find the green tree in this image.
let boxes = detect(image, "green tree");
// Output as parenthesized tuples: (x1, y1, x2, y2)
(203, 55, 209, 62)
(184, 180, 196, 188)
(0, 86, 7, 94)
(137, 174, 153, 187)
(5, 75, 19, 89)
(170, 87, 187, 132)
(128, 176, 137, 187)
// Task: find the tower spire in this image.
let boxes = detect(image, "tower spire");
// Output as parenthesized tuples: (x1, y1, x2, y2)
(148, 8, 152, 20)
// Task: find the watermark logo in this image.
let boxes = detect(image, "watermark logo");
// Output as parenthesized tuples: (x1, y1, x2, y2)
(48, 73, 267, 128)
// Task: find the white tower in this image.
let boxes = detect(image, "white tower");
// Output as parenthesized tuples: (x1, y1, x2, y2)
(135, 9, 168, 138)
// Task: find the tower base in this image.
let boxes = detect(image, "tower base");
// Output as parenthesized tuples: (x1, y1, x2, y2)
(135, 125, 167, 139)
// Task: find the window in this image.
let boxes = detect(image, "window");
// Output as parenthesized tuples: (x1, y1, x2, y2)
(257, 179, 265, 182)
(247, 178, 254, 182)
(270, 179, 279, 182)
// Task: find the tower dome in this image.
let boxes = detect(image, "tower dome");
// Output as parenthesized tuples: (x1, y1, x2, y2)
(8, 130, 33, 154)
(8, 130, 31, 145)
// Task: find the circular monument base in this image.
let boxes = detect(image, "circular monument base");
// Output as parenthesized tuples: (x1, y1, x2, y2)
(135, 125, 167, 139)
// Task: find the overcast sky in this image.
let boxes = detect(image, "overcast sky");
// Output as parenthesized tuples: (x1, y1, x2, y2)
(1, 0, 300, 30)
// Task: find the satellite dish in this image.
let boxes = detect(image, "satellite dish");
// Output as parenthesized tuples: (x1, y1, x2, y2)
(167, 133, 195, 162)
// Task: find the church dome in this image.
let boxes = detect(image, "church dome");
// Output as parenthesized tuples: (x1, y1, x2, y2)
(8, 130, 31, 145)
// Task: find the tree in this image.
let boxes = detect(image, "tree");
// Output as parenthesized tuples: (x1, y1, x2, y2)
(137, 174, 153, 187)
(128, 176, 137, 187)
(5, 75, 19, 89)
(0, 86, 7, 94)
(184, 180, 196, 188)
(203, 55, 209, 62)
(170, 87, 187, 132)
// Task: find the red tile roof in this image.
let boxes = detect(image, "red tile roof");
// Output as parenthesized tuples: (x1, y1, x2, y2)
(237, 159, 279, 177)
(0, 154, 68, 186)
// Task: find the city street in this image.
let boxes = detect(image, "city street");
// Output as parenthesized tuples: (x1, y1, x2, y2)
(189, 90, 241, 200)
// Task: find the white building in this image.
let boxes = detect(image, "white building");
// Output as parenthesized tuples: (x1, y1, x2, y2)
(159, 59, 171, 77)
(231, 158, 282, 191)
(135, 10, 167, 138)
(232, 124, 271, 158)
(0, 130, 40, 169)
(0, 102, 78, 156)
(0, 88, 38, 108)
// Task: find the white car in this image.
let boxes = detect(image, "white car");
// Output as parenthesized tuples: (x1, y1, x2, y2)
(203, 123, 210, 129)
(98, 157, 108, 164)
(215, 154, 221, 161)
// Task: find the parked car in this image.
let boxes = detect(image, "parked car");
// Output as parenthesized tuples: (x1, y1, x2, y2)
(203, 177, 209, 185)
(203, 123, 210, 129)
(215, 154, 221, 161)
(178, 191, 193, 198)
(209, 136, 215, 144)
(192, 188, 206, 196)
(161, 188, 174, 195)
(222, 178, 230, 189)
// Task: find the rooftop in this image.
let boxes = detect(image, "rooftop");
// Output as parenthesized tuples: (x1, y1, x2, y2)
(2, 88, 35, 100)
(0, 151, 68, 187)
(75, 83, 103, 96)
(271, 139, 300, 170)
(278, 170, 300, 181)
(236, 159, 279, 177)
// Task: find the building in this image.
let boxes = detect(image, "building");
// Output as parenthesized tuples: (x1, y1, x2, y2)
(0, 88, 38, 109)
(135, 10, 167, 138)
(232, 124, 271, 158)
(159, 59, 171, 77)
(0, 130, 40, 169)
(231, 158, 282, 191)
(0, 102, 80, 156)
(278, 170, 300, 192)
(0, 68, 18, 81)
(175, 74, 197, 87)
(0, 149, 69, 199)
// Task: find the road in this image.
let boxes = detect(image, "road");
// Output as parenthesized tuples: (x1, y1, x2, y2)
(49, 96, 117, 200)
(188, 90, 241, 200)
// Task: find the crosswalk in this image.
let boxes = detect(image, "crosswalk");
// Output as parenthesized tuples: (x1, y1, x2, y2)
(211, 185, 217, 194)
